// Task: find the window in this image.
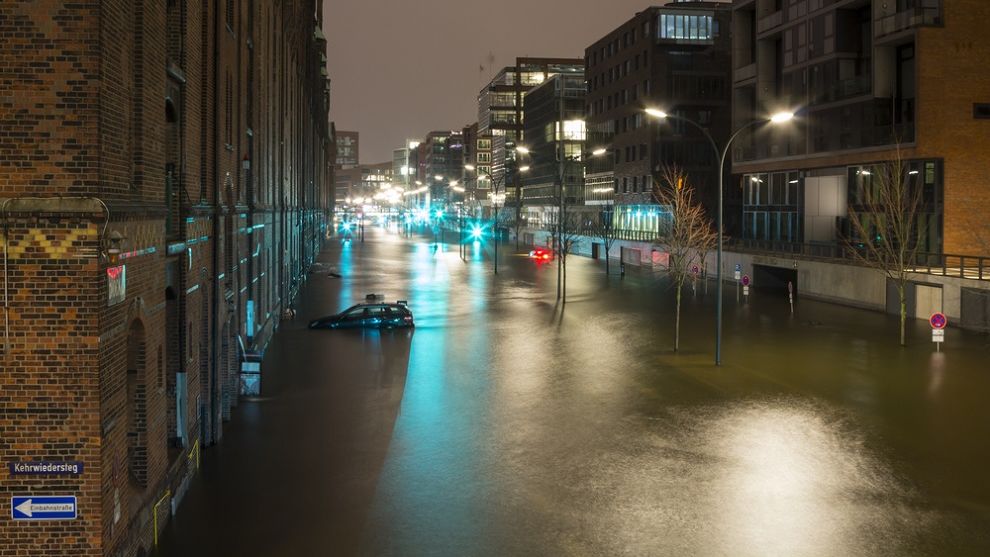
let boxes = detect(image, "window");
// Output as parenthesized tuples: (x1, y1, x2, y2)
(659, 13, 715, 41)
(632, 176, 639, 192)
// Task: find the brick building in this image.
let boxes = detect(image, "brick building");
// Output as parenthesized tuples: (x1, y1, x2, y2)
(0, 1, 333, 556)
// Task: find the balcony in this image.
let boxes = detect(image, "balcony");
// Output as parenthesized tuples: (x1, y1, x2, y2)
(757, 10, 783, 34)
(733, 63, 757, 83)
(875, 4, 942, 38)
(811, 75, 872, 105)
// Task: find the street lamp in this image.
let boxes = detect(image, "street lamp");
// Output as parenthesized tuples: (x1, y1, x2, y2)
(645, 107, 795, 366)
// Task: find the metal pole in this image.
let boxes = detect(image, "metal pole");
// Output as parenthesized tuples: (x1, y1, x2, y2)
(557, 95, 565, 301)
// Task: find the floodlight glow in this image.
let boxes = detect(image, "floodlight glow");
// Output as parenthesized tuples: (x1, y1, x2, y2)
(770, 112, 795, 124)
(465, 164, 476, 171)
(470, 226, 483, 240)
(515, 146, 530, 154)
(519, 166, 531, 172)
(645, 108, 668, 119)
(592, 148, 607, 156)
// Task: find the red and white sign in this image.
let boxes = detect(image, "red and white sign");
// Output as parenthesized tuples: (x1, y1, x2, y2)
(929, 312, 947, 330)
(107, 265, 126, 306)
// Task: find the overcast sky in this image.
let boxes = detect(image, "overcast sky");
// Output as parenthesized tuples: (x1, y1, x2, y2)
(323, 0, 661, 164)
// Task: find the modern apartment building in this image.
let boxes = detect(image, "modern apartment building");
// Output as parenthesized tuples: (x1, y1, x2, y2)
(478, 58, 585, 204)
(520, 74, 591, 227)
(585, 1, 733, 233)
(422, 131, 465, 205)
(731, 0, 989, 256)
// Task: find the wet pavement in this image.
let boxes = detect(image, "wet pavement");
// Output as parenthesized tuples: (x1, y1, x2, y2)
(159, 226, 990, 556)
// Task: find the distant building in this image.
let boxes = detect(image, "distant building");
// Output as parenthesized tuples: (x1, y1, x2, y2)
(422, 131, 465, 205)
(584, 1, 733, 234)
(335, 130, 359, 168)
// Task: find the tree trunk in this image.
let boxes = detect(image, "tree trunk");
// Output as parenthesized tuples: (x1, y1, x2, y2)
(605, 247, 610, 277)
(899, 285, 907, 346)
(675, 284, 682, 352)
(562, 257, 567, 304)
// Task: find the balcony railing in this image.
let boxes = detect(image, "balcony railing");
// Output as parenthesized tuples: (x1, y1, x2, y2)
(729, 238, 989, 281)
(733, 63, 757, 83)
(757, 10, 783, 34)
(811, 75, 872, 105)
(875, 4, 942, 38)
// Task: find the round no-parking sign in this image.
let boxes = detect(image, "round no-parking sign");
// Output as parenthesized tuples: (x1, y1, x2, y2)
(930, 312, 947, 330)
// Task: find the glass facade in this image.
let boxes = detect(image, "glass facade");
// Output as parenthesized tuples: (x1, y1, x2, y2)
(659, 13, 716, 41)
(742, 172, 803, 243)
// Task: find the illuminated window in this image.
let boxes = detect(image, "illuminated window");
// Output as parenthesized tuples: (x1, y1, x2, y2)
(558, 120, 587, 141)
(659, 13, 714, 41)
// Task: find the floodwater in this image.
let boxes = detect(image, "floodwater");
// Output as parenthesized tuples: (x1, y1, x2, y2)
(158, 226, 990, 556)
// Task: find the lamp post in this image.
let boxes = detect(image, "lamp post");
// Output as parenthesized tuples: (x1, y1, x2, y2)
(645, 107, 794, 366)
(465, 163, 528, 274)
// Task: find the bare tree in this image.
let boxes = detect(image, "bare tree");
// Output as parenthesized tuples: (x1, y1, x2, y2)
(590, 206, 619, 278)
(545, 208, 582, 304)
(653, 166, 718, 352)
(845, 145, 926, 346)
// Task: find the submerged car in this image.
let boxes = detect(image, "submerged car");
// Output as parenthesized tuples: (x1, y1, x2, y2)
(529, 247, 553, 260)
(308, 300, 414, 330)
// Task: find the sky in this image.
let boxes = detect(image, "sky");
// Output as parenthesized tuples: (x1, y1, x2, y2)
(323, 0, 661, 164)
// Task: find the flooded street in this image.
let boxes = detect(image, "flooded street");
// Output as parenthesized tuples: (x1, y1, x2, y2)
(159, 228, 990, 556)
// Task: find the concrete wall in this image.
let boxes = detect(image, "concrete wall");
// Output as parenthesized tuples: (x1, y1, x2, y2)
(803, 175, 847, 244)
(516, 229, 990, 329)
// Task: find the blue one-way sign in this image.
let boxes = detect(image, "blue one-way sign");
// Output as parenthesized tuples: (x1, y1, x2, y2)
(11, 496, 77, 520)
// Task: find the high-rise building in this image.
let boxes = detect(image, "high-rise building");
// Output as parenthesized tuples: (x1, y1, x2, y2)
(520, 73, 590, 227)
(335, 131, 360, 168)
(422, 131, 465, 205)
(478, 58, 585, 202)
(730, 0, 989, 256)
(585, 1, 733, 233)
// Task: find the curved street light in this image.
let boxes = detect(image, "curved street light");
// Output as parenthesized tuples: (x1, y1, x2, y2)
(645, 107, 795, 366)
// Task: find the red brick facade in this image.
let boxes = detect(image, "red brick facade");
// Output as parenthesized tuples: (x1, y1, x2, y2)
(0, 1, 333, 555)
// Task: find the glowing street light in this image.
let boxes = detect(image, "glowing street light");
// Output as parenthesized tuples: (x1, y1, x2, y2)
(515, 146, 530, 155)
(644, 106, 798, 366)
(592, 148, 608, 157)
(519, 166, 531, 172)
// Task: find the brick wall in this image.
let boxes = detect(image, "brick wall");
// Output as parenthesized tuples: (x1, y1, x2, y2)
(1, 1, 332, 555)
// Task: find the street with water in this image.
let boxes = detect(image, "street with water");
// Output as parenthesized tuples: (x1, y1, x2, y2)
(159, 226, 990, 556)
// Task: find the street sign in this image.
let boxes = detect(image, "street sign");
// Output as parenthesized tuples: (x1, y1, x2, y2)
(9, 461, 83, 476)
(788, 281, 793, 294)
(932, 329, 945, 343)
(743, 285, 750, 296)
(691, 264, 699, 275)
(11, 496, 77, 521)
(734, 270, 741, 280)
(930, 312, 947, 330)
(735, 263, 741, 272)
(741, 275, 751, 286)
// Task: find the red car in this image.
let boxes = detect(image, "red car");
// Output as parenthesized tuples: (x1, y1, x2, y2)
(529, 247, 553, 260)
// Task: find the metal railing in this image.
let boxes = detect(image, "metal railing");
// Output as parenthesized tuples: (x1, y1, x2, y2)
(729, 238, 989, 281)
(875, 3, 942, 37)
